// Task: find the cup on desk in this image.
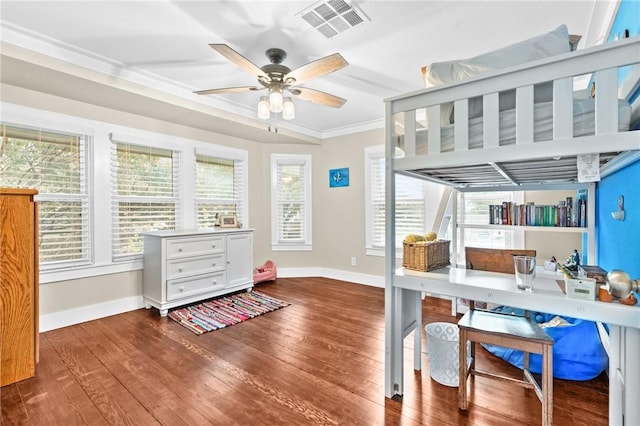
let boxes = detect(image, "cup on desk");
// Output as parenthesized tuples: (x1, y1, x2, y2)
(514, 255, 536, 292)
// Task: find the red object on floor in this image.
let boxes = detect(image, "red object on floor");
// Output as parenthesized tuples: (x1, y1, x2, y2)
(253, 260, 277, 284)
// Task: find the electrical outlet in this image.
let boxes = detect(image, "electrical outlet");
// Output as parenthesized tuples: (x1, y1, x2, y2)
(351, 256, 357, 266)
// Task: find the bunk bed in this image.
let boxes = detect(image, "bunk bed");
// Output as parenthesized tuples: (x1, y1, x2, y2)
(384, 33, 640, 426)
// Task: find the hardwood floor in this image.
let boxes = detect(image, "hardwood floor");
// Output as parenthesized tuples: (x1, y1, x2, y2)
(1, 277, 608, 425)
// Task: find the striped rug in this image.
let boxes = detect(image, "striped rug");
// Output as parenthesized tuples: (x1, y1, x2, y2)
(168, 290, 290, 335)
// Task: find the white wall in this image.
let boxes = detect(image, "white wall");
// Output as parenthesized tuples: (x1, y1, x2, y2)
(314, 129, 386, 281)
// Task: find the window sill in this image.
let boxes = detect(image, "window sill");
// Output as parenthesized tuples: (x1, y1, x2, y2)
(366, 248, 403, 258)
(40, 260, 144, 284)
(271, 244, 312, 252)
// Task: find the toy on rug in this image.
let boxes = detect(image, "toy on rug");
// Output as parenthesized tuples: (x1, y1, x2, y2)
(253, 260, 277, 284)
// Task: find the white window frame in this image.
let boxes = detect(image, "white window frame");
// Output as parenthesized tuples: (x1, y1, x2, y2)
(365, 145, 447, 257)
(270, 153, 312, 251)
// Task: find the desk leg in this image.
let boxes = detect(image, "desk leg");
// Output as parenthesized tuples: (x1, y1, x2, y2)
(414, 291, 422, 371)
(625, 326, 640, 426)
(385, 286, 405, 397)
(609, 325, 622, 426)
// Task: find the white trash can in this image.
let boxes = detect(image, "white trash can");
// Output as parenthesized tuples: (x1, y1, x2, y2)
(425, 322, 466, 387)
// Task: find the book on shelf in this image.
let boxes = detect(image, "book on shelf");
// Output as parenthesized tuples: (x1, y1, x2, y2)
(487, 194, 587, 228)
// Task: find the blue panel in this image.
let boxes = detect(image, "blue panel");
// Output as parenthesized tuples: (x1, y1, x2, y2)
(607, 0, 640, 85)
(596, 160, 640, 278)
(607, 0, 639, 42)
(594, 0, 640, 280)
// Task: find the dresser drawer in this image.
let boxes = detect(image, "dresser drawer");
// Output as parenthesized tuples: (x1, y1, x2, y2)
(166, 236, 224, 259)
(166, 253, 225, 280)
(166, 271, 226, 301)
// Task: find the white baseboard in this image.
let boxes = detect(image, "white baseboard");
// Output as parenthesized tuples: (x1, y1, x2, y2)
(277, 267, 384, 288)
(40, 296, 145, 332)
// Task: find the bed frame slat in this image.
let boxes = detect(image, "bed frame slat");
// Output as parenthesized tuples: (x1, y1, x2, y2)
(404, 109, 416, 157)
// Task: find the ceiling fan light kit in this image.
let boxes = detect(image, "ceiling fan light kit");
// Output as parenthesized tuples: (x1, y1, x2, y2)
(258, 96, 270, 120)
(194, 43, 348, 122)
(283, 97, 295, 120)
(269, 87, 284, 113)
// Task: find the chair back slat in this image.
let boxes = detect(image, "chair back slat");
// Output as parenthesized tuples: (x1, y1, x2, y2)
(465, 247, 536, 275)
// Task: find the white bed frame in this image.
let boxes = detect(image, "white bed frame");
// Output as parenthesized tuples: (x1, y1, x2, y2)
(384, 36, 640, 425)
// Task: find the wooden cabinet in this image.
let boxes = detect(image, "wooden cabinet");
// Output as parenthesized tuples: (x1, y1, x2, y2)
(143, 229, 254, 316)
(1, 188, 39, 386)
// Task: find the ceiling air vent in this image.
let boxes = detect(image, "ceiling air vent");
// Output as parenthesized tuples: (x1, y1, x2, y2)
(298, 0, 370, 38)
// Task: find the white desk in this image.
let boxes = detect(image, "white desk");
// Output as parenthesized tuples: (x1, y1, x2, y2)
(385, 266, 640, 426)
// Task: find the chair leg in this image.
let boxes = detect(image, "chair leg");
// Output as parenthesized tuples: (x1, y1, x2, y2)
(458, 328, 469, 410)
(523, 350, 530, 381)
(542, 345, 553, 426)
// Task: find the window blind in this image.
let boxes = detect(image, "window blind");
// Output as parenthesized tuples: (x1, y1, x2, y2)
(271, 155, 311, 248)
(367, 149, 428, 250)
(369, 155, 386, 248)
(0, 124, 91, 267)
(195, 155, 245, 228)
(277, 162, 305, 242)
(111, 142, 179, 260)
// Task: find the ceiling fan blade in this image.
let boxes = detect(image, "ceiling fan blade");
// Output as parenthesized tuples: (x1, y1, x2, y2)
(291, 87, 347, 108)
(194, 86, 261, 96)
(209, 44, 268, 80)
(285, 53, 348, 85)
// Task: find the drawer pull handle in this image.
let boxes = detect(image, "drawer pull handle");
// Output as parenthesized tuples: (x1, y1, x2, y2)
(227, 260, 231, 264)
(178, 248, 183, 252)
(178, 267, 183, 272)
(212, 280, 217, 285)
(212, 263, 216, 267)
(179, 286, 184, 292)
(212, 245, 216, 248)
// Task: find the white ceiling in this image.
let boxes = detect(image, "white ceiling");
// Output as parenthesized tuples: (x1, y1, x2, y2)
(0, 1, 615, 142)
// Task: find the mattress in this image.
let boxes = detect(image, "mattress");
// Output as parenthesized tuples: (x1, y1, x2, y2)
(415, 97, 632, 154)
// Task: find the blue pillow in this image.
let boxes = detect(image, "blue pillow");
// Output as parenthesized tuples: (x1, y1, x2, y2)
(482, 307, 608, 380)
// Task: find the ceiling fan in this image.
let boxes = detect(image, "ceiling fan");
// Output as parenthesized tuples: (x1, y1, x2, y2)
(194, 44, 348, 119)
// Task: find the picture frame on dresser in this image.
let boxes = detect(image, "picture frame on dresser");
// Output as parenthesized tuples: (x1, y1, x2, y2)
(220, 214, 238, 228)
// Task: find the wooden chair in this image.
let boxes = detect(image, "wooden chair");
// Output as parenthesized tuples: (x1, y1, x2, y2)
(458, 247, 554, 426)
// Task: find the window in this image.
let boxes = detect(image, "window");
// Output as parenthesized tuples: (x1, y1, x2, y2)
(111, 141, 180, 260)
(0, 124, 90, 268)
(271, 154, 312, 250)
(452, 191, 523, 264)
(195, 154, 246, 229)
(365, 146, 445, 256)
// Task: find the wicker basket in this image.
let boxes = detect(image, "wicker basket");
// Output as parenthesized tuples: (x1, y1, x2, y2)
(403, 240, 451, 272)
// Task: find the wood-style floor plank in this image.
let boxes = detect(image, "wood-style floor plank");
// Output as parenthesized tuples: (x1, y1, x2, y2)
(1, 277, 608, 425)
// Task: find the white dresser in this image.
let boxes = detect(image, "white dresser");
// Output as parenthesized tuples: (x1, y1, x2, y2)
(143, 228, 254, 316)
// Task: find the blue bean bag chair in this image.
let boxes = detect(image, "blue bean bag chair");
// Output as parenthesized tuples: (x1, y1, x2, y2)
(482, 307, 608, 380)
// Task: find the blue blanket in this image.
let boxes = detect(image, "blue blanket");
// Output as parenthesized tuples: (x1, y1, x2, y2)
(482, 307, 608, 381)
